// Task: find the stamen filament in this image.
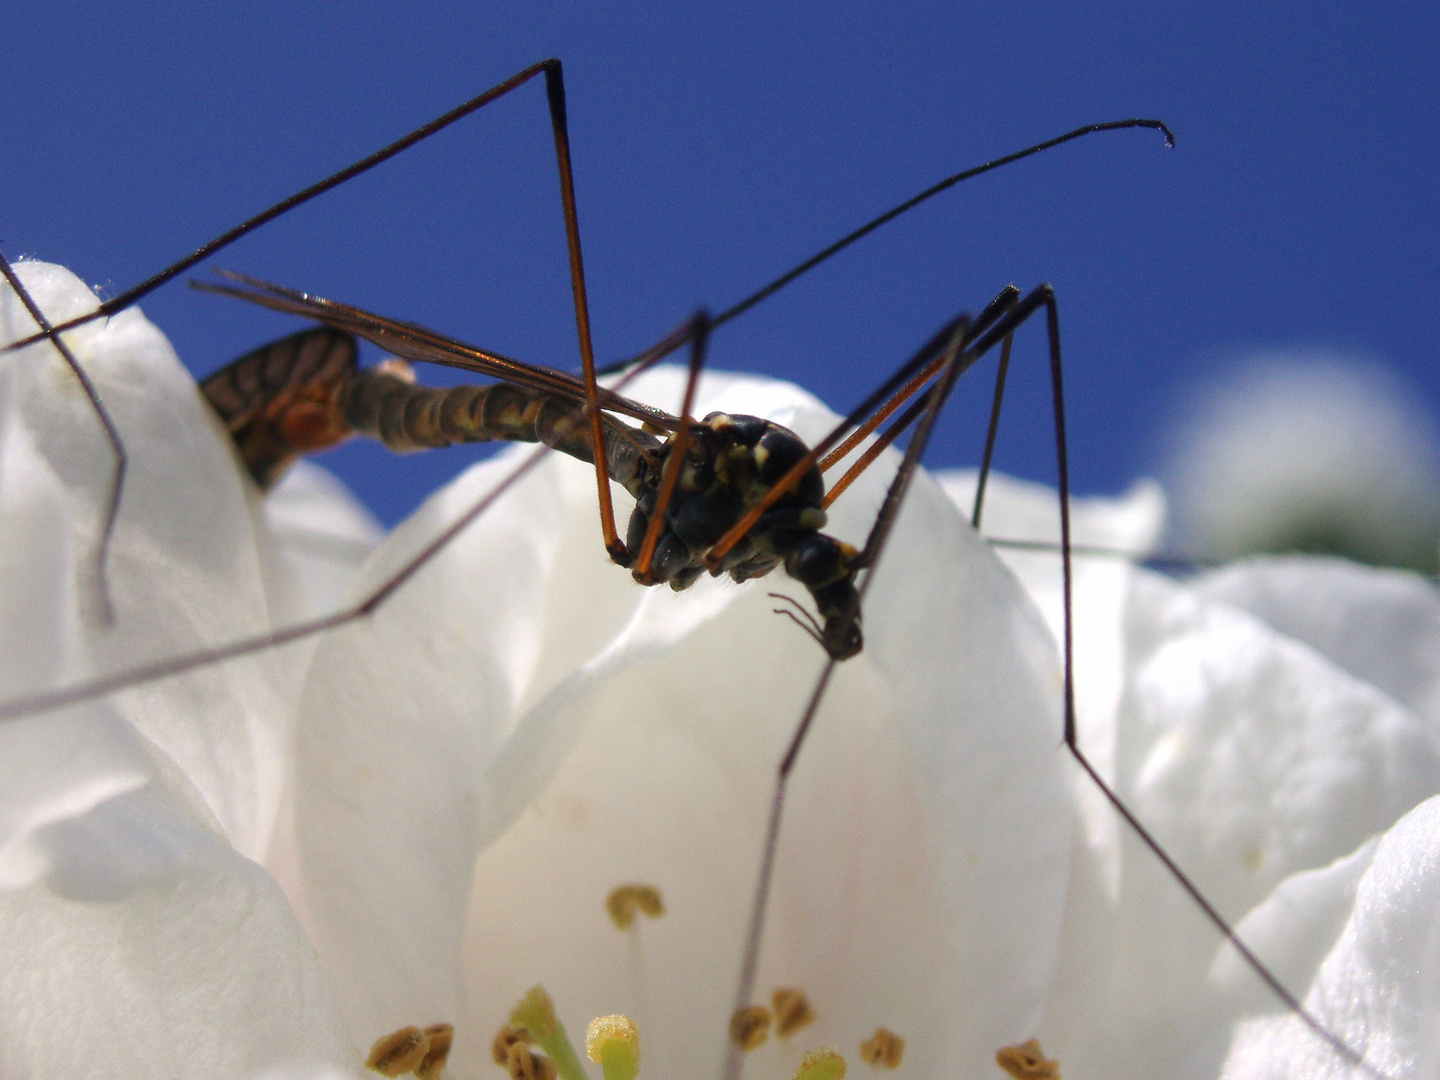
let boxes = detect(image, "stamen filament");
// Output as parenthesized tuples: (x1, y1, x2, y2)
(511, 987, 591, 1080)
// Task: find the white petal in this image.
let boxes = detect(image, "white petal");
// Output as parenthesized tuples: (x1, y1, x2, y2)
(1039, 568, 1440, 1079)
(1194, 556, 1440, 736)
(292, 371, 1072, 1077)
(0, 263, 358, 1075)
(0, 704, 151, 890)
(1220, 794, 1440, 1079)
(265, 461, 385, 623)
(0, 777, 357, 1079)
(0, 262, 305, 860)
(295, 446, 572, 1042)
(936, 471, 1169, 894)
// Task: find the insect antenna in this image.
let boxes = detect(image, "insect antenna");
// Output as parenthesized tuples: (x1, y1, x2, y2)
(767, 592, 827, 648)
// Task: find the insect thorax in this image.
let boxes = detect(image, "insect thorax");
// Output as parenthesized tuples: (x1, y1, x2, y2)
(627, 412, 829, 589)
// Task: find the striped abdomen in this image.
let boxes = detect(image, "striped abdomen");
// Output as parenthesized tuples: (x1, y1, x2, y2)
(200, 327, 661, 495)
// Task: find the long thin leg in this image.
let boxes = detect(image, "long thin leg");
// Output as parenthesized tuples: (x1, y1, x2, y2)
(982, 536, 1213, 573)
(539, 66, 628, 563)
(817, 285, 1021, 476)
(820, 390, 933, 509)
(723, 317, 971, 1080)
(2, 60, 561, 355)
(705, 281, 1023, 570)
(599, 119, 1174, 376)
(703, 314, 970, 570)
(1026, 286, 1387, 1080)
(970, 331, 1013, 530)
(631, 311, 711, 582)
(725, 288, 1392, 1080)
(0, 252, 122, 622)
(3, 59, 598, 597)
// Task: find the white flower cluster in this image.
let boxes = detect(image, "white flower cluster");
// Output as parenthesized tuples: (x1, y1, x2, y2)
(1163, 354, 1440, 573)
(1, 263, 1437, 1080)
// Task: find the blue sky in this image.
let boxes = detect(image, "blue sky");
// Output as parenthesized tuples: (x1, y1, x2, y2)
(6, 2, 1437, 526)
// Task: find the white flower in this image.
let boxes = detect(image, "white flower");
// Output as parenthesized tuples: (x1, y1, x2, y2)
(7, 261, 1436, 1080)
(1162, 354, 1440, 573)
(269, 359, 1071, 1080)
(0, 262, 354, 1077)
(0, 263, 1067, 1080)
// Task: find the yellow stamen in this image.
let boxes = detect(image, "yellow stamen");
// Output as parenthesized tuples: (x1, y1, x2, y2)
(586, 1015, 640, 1080)
(794, 1047, 847, 1080)
(366, 1026, 429, 1077)
(509, 986, 589, 1080)
(606, 884, 666, 930)
(995, 1039, 1061, 1079)
(859, 1028, 904, 1069)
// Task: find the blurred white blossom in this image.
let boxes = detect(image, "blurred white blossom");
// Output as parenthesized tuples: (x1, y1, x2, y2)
(3, 262, 1438, 1080)
(1164, 354, 1440, 573)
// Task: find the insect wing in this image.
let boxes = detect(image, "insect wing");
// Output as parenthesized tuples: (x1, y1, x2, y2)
(195, 272, 678, 431)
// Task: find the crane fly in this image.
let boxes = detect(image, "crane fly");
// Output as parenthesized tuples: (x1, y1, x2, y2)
(0, 56, 1397, 1080)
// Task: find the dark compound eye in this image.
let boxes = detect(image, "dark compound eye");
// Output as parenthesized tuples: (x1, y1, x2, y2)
(823, 615, 863, 660)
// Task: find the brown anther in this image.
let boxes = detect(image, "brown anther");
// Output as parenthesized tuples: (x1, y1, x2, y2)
(416, 1023, 455, 1080)
(366, 1026, 430, 1077)
(507, 1043, 558, 1080)
(859, 1028, 904, 1069)
(729, 1004, 774, 1051)
(606, 883, 666, 929)
(995, 1039, 1061, 1079)
(494, 1026, 533, 1066)
(771, 988, 816, 1037)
